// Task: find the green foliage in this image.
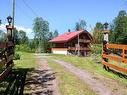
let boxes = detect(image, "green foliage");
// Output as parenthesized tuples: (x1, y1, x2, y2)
(92, 22, 103, 44)
(0, 30, 6, 42)
(15, 45, 35, 53)
(91, 44, 102, 54)
(33, 17, 49, 52)
(53, 30, 59, 38)
(13, 53, 21, 60)
(13, 28, 20, 45)
(18, 30, 29, 44)
(109, 10, 127, 44)
(75, 19, 87, 31)
(33, 17, 56, 53)
(48, 32, 53, 40)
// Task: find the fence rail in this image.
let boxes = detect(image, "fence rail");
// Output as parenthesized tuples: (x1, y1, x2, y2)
(102, 44, 127, 74)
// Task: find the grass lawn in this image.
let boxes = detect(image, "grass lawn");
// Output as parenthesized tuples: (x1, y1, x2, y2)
(48, 60, 96, 95)
(51, 54, 127, 85)
(14, 52, 37, 69)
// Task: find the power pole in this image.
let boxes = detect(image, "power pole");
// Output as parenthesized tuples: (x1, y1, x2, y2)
(12, 0, 15, 26)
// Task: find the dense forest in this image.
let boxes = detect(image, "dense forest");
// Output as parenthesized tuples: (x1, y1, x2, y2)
(0, 10, 127, 53)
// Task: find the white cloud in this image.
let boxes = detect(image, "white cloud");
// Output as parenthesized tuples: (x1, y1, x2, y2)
(15, 25, 34, 39)
(0, 24, 6, 31)
(15, 26, 32, 34)
(0, 24, 34, 39)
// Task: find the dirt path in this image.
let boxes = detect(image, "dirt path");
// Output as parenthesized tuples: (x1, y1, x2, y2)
(25, 54, 60, 95)
(45, 57, 127, 95)
(50, 59, 112, 95)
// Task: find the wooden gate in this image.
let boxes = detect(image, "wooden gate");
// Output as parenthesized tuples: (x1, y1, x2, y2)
(102, 43, 127, 74)
(0, 16, 14, 81)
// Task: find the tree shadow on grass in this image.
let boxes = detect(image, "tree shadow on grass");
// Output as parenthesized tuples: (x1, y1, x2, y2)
(0, 68, 33, 95)
(0, 68, 56, 95)
(25, 69, 56, 95)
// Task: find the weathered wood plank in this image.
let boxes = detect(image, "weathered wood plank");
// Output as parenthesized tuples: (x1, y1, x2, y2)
(0, 63, 14, 81)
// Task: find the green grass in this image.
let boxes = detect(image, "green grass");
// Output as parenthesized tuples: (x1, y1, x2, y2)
(51, 54, 127, 85)
(48, 60, 96, 95)
(14, 52, 37, 69)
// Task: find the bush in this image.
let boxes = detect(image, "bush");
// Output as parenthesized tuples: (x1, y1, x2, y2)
(14, 53, 21, 60)
(91, 44, 102, 54)
(15, 45, 35, 53)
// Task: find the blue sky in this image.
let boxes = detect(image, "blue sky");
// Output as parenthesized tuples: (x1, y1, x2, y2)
(0, 0, 127, 38)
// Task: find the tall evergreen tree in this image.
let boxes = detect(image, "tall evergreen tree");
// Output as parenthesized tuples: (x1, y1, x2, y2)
(53, 30, 59, 38)
(48, 32, 53, 40)
(75, 19, 87, 31)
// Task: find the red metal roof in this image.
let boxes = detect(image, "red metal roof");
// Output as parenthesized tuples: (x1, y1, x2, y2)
(49, 30, 91, 43)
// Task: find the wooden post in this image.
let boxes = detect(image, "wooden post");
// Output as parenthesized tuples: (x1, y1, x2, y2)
(102, 22, 110, 71)
(78, 34, 80, 56)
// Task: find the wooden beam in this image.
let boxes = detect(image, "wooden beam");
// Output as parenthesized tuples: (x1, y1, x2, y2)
(106, 44, 127, 50)
(102, 61, 127, 73)
(102, 54, 127, 64)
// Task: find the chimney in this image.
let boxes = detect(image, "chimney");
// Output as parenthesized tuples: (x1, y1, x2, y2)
(68, 29, 71, 32)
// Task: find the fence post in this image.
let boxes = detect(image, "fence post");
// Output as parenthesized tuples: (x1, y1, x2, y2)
(102, 22, 110, 71)
(6, 16, 14, 67)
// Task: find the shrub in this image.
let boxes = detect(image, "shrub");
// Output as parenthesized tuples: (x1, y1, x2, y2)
(91, 44, 102, 54)
(14, 53, 21, 60)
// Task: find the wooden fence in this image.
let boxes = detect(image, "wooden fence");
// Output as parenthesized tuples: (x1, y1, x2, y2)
(102, 44, 127, 74)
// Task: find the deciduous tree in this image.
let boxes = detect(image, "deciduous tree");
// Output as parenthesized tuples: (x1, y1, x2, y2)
(33, 17, 50, 52)
(92, 22, 103, 44)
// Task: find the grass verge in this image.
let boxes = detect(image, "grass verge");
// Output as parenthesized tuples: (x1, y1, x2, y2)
(48, 59, 96, 95)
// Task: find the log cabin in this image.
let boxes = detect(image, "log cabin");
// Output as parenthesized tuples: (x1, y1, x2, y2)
(49, 29, 93, 56)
